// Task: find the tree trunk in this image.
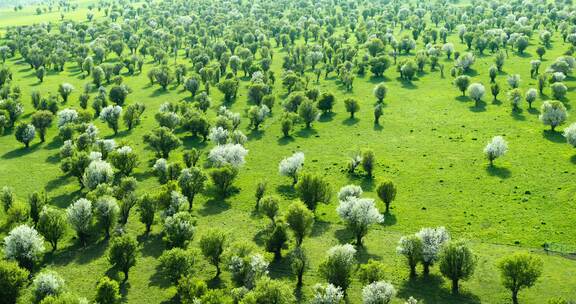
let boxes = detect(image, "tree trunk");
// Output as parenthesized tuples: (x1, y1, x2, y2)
(451, 278, 459, 295)
(356, 234, 363, 247)
(123, 269, 129, 282)
(423, 263, 430, 275)
(385, 202, 390, 214)
(512, 290, 519, 304)
(297, 271, 303, 286)
(215, 263, 221, 278)
(188, 193, 195, 211)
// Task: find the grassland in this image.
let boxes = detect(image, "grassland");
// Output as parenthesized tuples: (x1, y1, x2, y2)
(0, 1, 575, 303)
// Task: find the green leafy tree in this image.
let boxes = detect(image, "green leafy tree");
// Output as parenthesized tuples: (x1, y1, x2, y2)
(37, 207, 67, 252)
(200, 229, 226, 278)
(498, 253, 543, 304)
(295, 173, 331, 212)
(95, 276, 121, 304)
(31, 111, 53, 142)
(376, 180, 397, 214)
(438, 240, 476, 295)
(108, 234, 138, 282)
(0, 260, 29, 304)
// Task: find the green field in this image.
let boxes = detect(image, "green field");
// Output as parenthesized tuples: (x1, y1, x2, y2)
(0, 0, 575, 303)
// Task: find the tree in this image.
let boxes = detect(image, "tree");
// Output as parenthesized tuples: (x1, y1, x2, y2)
(37, 207, 67, 252)
(15, 123, 35, 147)
(260, 196, 280, 226)
(3, 225, 45, 270)
(155, 66, 173, 90)
(184, 76, 200, 97)
(95, 196, 120, 239)
(95, 277, 121, 304)
(373, 83, 387, 103)
(317, 92, 336, 114)
(311, 283, 344, 304)
(507, 74, 521, 89)
(563, 123, 576, 148)
(58, 83, 74, 103)
(362, 150, 376, 177)
(83, 160, 114, 190)
(551, 82, 567, 100)
(138, 194, 155, 235)
(498, 253, 543, 304)
(66, 198, 93, 246)
(109, 146, 138, 176)
(108, 234, 138, 282)
(265, 221, 289, 260)
(247, 105, 270, 130)
(178, 167, 207, 211)
(28, 190, 46, 226)
(143, 127, 182, 159)
(200, 229, 226, 278)
(31, 111, 53, 142)
(108, 85, 131, 106)
(416, 227, 450, 275)
(296, 173, 331, 211)
(484, 136, 508, 166)
(290, 247, 309, 286)
(1, 186, 14, 212)
(358, 259, 386, 284)
(92, 66, 105, 87)
(539, 100, 567, 131)
(284, 201, 314, 246)
(243, 277, 295, 304)
(362, 281, 396, 304)
(217, 79, 239, 102)
(279, 152, 305, 185)
(32, 271, 65, 303)
(376, 180, 396, 214)
(374, 104, 383, 124)
(159, 248, 196, 283)
(100, 105, 122, 135)
(164, 211, 196, 248)
(438, 240, 476, 295)
(0, 260, 29, 304)
(319, 244, 357, 293)
(525, 88, 537, 109)
(298, 99, 319, 128)
(454, 75, 470, 96)
(254, 181, 267, 211)
(336, 197, 383, 246)
(344, 98, 360, 119)
(123, 103, 145, 130)
(467, 83, 485, 107)
(396, 235, 423, 277)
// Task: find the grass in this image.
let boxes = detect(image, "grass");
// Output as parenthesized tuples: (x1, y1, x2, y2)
(0, 1, 576, 303)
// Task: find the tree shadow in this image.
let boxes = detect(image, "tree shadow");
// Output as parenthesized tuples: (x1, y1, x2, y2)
(247, 129, 264, 141)
(311, 220, 331, 237)
(296, 127, 317, 138)
(342, 117, 359, 126)
(45, 153, 60, 163)
(356, 245, 383, 264)
(485, 165, 511, 179)
(198, 197, 232, 216)
(149, 88, 170, 97)
(382, 212, 397, 227)
(51, 189, 82, 208)
(510, 110, 525, 121)
(469, 101, 486, 112)
(527, 107, 540, 115)
(75, 238, 109, 264)
(455, 96, 469, 102)
(400, 80, 418, 89)
(334, 227, 353, 244)
(1, 143, 42, 159)
(276, 184, 297, 199)
(45, 174, 71, 191)
(373, 123, 383, 131)
(318, 112, 336, 122)
(138, 233, 165, 258)
(542, 130, 564, 143)
(148, 265, 173, 289)
(397, 274, 480, 304)
(119, 281, 131, 303)
(570, 154, 576, 164)
(277, 136, 295, 146)
(269, 257, 292, 280)
(181, 135, 208, 150)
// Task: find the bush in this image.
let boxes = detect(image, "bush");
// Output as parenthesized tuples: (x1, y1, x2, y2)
(362, 150, 376, 177)
(260, 196, 279, 225)
(228, 252, 269, 289)
(278, 152, 305, 185)
(4, 225, 45, 270)
(358, 259, 386, 284)
(207, 144, 248, 168)
(298, 99, 319, 128)
(95, 277, 121, 304)
(164, 212, 196, 248)
(15, 123, 35, 148)
(563, 123, 576, 148)
(265, 221, 289, 260)
(0, 260, 29, 304)
(138, 194, 156, 234)
(311, 283, 344, 304)
(551, 82, 567, 100)
(289, 247, 309, 286)
(82, 160, 114, 190)
(33, 271, 65, 303)
(242, 277, 295, 304)
(416, 226, 450, 275)
(376, 180, 396, 214)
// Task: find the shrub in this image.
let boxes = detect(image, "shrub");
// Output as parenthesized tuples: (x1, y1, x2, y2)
(143, 127, 181, 159)
(551, 82, 567, 100)
(358, 259, 386, 285)
(284, 201, 314, 246)
(243, 277, 295, 304)
(563, 123, 576, 148)
(99, 105, 122, 135)
(454, 75, 470, 96)
(507, 74, 521, 89)
(4, 225, 45, 270)
(344, 98, 360, 118)
(109, 146, 138, 176)
(264, 221, 289, 260)
(298, 99, 319, 128)
(279, 152, 305, 185)
(228, 252, 269, 289)
(311, 283, 344, 304)
(138, 194, 156, 234)
(376, 180, 396, 214)
(362, 150, 376, 177)
(178, 167, 207, 211)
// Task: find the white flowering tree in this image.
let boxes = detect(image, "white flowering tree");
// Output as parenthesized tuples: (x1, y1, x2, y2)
(484, 136, 508, 166)
(57, 109, 78, 127)
(311, 283, 344, 304)
(540, 100, 567, 131)
(82, 159, 114, 190)
(337, 185, 363, 201)
(416, 227, 450, 275)
(58, 83, 74, 102)
(467, 83, 485, 106)
(4, 225, 45, 270)
(14, 123, 35, 147)
(208, 126, 229, 145)
(207, 143, 248, 168)
(66, 198, 93, 246)
(362, 281, 396, 304)
(163, 211, 196, 248)
(336, 197, 384, 246)
(563, 122, 576, 148)
(278, 152, 305, 185)
(100, 105, 122, 135)
(228, 253, 269, 289)
(32, 271, 66, 303)
(525, 88, 537, 109)
(95, 196, 120, 239)
(319, 244, 357, 293)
